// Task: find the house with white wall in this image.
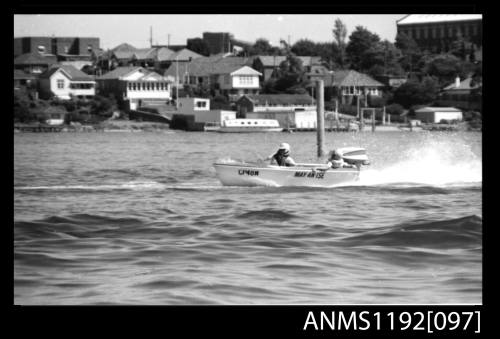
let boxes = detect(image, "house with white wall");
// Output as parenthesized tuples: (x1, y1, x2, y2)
(38, 65, 96, 100)
(217, 66, 261, 100)
(96, 66, 173, 110)
(163, 55, 260, 100)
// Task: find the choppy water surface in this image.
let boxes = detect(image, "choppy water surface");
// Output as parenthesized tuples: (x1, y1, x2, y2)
(14, 131, 482, 304)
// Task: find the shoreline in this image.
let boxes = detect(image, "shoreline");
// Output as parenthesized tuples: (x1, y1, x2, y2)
(14, 120, 481, 133)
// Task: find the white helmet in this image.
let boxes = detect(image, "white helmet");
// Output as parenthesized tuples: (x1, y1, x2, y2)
(278, 142, 290, 151)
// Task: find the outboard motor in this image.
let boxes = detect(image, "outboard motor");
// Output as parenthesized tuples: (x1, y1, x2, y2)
(336, 147, 370, 167)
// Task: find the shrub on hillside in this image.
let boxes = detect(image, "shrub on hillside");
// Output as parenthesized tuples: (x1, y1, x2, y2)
(368, 95, 385, 108)
(338, 104, 358, 117)
(385, 103, 404, 116)
(90, 95, 116, 117)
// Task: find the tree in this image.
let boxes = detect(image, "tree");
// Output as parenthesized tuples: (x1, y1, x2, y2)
(187, 38, 211, 56)
(261, 78, 279, 94)
(392, 77, 440, 108)
(316, 42, 340, 69)
(395, 32, 421, 72)
(422, 53, 475, 86)
(90, 95, 116, 117)
(346, 26, 381, 72)
(450, 32, 474, 61)
(366, 40, 404, 77)
(249, 38, 274, 55)
(333, 18, 348, 67)
(211, 95, 231, 110)
(290, 39, 339, 68)
(291, 39, 317, 56)
(271, 53, 310, 93)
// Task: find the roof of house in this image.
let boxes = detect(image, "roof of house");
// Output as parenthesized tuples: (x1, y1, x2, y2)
(97, 66, 171, 82)
(164, 55, 254, 77)
(112, 43, 137, 52)
(168, 48, 203, 62)
(443, 77, 482, 91)
(14, 69, 37, 80)
(240, 94, 316, 106)
(40, 106, 68, 115)
(97, 66, 146, 80)
(14, 52, 57, 65)
(397, 14, 482, 25)
(332, 70, 384, 87)
(231, 66, 262, 76)
(132, 48, 158, 60)
(39, 65, 95, 81)
(60, 60, 93, 70)
(306, 64, 331, 74)
(256, 55, 322, 67)
(110, 43, 138, 60)
(415, 106, 462, 113)
(156, 47, 175, 61)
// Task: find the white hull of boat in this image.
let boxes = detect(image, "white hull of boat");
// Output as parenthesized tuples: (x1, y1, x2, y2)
(213, 162, 360, 187)
(217, 127, 284, 133)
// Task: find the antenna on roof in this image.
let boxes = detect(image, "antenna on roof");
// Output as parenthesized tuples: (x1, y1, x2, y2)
(150, 26, 153, 48)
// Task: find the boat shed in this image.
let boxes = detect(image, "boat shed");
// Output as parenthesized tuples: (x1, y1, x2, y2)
(414, 106, 463, 123)
(175, 97, 236, 125)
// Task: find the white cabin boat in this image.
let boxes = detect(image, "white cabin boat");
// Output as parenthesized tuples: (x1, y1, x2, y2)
(214, 147, 369, 187)
(217, 119, 283, 133)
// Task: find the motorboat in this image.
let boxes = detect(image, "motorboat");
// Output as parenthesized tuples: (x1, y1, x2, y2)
(213, 147, 369, 187)
(217, 119, 283, 133)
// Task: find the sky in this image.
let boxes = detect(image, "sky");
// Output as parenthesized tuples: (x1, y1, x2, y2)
(14, 14, 404, 50)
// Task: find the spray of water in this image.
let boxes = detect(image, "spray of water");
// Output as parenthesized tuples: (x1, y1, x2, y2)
(357, 139, 482, 186)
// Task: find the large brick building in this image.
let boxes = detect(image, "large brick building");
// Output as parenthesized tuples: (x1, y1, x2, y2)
(396, 15, 482, 59)
(14, 37, 100, 58)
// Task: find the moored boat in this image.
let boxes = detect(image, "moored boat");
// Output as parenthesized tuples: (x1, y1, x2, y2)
(217, 119, 283, 133)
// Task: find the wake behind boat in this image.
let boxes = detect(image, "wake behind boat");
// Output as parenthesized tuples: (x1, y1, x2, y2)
(213, 147, 369, 187)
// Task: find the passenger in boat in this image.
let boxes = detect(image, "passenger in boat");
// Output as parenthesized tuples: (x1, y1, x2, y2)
(265, 142, 297, 167)
(327, 150, 354, 169)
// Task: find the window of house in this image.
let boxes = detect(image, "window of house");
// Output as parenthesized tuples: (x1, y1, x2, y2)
(239, 76, 253, 85)
(64, 46, 69, 53)
(57, 79, 64, 89)
(88, 45, 93, 52)
(37, 45, 46, 53)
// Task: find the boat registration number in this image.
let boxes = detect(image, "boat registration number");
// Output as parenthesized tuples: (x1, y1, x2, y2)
(294, 171, 325, 179)
(238, 169, 259, 176)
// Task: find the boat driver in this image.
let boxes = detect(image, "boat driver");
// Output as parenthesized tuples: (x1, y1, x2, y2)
(265, 142, 297, 167)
